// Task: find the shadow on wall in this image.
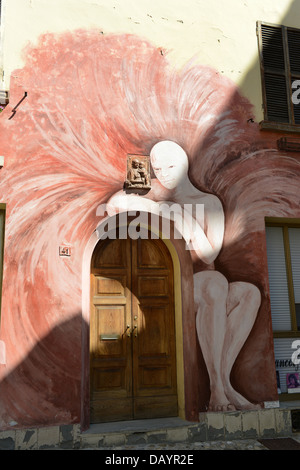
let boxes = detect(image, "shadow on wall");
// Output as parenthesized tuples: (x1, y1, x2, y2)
(0, 315, 83, 430)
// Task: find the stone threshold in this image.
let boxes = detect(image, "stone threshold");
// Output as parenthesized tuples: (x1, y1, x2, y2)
(0, 408, 294, 450)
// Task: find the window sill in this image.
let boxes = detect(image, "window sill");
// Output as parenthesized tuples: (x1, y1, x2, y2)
(278, 392, 300, 402)
(273, 331, 300, 338)
(260, 120, 300, 134)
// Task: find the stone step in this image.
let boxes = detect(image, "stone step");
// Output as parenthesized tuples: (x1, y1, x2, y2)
(0, 408, 295, 449)
(81, 417, 197, 448)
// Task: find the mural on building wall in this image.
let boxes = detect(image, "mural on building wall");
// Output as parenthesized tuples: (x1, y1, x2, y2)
(0, 29, 299, 427)
(107, 140, 262, 412)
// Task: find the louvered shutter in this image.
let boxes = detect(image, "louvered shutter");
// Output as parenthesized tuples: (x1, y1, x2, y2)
(288, 29, 300, 124)
(265, 226, 292, 331)
(259, 22, 300, 125)
(261, 24, 290, 123)
(289, 227, 300, 329)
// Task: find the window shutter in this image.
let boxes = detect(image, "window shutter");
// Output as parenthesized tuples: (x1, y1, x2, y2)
(287, 29, 300, 75)
(261, 24, 285, 70)
(266, 226, 292, 331)
(289, 228, 300, 303)
(264, 74, 290, 123)
(289, 228, 300, 330)
(288, 29, 300, 124)
(261, 24, 290, 123)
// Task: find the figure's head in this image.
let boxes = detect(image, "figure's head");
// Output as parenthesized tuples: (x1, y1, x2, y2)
(150, 141, 189, 189)
(132, 159, 139, 168)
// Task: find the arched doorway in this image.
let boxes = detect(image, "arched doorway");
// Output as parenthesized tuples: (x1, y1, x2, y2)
(89, 236, 178, 423)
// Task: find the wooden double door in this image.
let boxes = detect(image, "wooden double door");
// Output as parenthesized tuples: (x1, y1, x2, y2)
(90, 237, 178, 423)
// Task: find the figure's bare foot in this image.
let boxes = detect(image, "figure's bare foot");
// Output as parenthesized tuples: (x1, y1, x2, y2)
(208, 389, 236, 412)
(208, 383, 261, 412)
(224, 384, 262, 410)
(208, 402, 236, 412)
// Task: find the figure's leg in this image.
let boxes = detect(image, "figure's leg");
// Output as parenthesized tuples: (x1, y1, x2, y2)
(222, 281, 261, 409)
(194, 271, 235, 411)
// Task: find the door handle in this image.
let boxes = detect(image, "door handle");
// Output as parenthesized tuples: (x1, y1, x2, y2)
(125, 325, 137, 337)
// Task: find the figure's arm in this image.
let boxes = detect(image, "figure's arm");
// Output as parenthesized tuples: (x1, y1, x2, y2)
(105, 189, 224, 265)
(106, 190, 160, 216)
(151, 198, 224, 265)
(106, 180, 169, 216)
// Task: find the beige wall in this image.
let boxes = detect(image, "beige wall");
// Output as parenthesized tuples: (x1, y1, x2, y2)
(1, 0, 299, 123)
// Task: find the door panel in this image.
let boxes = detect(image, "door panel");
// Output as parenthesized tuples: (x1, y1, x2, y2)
(90, 238, 132, 423)
(90, 237, 177, 423)
(136, 238, 167, 268)
(96, 275, 126, 296)
(137, 276, 168, 297)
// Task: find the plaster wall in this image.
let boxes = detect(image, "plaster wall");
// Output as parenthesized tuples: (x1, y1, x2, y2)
(0, 0, 299, 430)
(1, 0, 300, 120)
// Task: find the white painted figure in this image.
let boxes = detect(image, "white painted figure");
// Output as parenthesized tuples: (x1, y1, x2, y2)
(106, 140, 261, 412)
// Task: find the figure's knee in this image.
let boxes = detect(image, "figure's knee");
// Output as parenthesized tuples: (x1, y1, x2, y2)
(245, 283, 261, 310)
(194, 271, 228, 310)
(230, 281, 261, 311)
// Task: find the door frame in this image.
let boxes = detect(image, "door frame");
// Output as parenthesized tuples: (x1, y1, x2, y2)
(81, 213, 198, 430)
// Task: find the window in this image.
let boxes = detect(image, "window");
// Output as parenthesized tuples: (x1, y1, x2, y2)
(265, 219, 300, 397)
(0, 204, 5, 316)
(266, 222, 300, 333)
(257, 22, 300, 132)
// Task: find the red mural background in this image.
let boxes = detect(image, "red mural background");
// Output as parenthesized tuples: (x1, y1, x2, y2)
(0, 30, 299, 428)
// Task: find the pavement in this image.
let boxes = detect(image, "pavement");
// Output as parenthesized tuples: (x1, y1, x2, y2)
(93, 435, 300, 451)
(93, 439, 268, 450)
(38, 434, 300, 452)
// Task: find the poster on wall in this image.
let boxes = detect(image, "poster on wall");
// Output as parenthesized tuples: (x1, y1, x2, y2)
(286, 373, 300, 393)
